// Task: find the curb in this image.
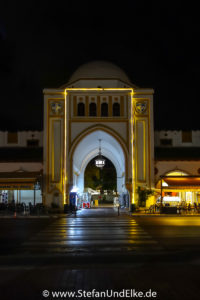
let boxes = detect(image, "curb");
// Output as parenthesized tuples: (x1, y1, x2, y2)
(0, 214, 71, 219)
(131, 213, 200, 217)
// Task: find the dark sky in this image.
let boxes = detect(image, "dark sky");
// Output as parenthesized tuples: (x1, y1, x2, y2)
(0, 1, 200, 131)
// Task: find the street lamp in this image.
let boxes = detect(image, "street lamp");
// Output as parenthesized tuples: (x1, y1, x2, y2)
(95, 139, 105, 168)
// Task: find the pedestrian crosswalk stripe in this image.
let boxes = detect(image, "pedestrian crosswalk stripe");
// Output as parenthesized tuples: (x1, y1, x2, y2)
(20, 216, 162, 254)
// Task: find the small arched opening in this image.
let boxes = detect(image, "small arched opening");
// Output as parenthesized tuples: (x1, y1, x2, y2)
(113, 102, 120, 116)
(101, 103, 108, 117)
(89, 103, 97, 116)
(77, 102, 85, 116)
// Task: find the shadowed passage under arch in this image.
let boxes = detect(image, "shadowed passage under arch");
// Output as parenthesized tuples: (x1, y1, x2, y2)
(84, 156, 117, 191)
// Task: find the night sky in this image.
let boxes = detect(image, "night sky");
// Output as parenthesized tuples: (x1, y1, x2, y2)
(0, 2, 199, 131)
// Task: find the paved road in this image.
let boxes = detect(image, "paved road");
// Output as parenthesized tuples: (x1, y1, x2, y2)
(0, 218, 53, 255)
(135, 215, 200, 253)
(19, 209, 161, 256)
(1, 208, 200, 300)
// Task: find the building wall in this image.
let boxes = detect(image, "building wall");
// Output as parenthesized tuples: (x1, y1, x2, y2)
(154, 130, 200, 185)
(1, 128, 200, 207)
(0, 131, 43, 147)
(0, 162, 43, 173)
(43, 87, 154, 208)
(155, 160, 200, 183)
(2, 130, 200, 149)
(155, 130, 200, 147)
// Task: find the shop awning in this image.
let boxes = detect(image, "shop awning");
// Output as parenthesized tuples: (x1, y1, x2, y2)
(0, 172, 42, 190)
(161, 176, 200, 190)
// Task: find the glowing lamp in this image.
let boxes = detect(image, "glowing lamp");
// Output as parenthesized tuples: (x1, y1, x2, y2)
(95, 158, 105, 168)
(70, 186, 79, 193)
(95, 139, 105, 168)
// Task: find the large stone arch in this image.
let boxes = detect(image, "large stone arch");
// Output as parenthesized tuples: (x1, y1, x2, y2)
(70, 128, 128, 194)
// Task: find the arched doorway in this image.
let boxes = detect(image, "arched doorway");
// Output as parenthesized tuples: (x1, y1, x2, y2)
(72, 129, 127, 197)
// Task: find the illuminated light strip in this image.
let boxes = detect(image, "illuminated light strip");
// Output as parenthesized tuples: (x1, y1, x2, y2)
(63, 90, 67, 204)
(143, 120, 146, 181)
(130, 89, 135, 204)
(51, 120, 54, 181)
(62, 88, 133, 93)
(65, 88, 133, 91)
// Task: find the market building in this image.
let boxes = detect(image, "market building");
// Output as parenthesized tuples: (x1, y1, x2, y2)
(0, 61, 200, 210)
(0, 131, 43, 205)
(155, 130, 200, 207)
(43, 61, 154, 210)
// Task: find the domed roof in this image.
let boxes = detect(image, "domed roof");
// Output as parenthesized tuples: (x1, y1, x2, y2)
(68, 61, 131, 84)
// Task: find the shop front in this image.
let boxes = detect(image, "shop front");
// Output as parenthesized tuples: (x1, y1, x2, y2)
(157, 176, 200, 209)
(0, 172, 42, 206)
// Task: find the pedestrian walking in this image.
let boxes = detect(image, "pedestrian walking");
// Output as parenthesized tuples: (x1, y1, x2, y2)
(198, 203, 200, 214)
(194, 202, 197, 213)
(188, 203, 191, 214)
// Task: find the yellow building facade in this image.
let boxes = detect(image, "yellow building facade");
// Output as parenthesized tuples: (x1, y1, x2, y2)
(43, 61, 154, 209)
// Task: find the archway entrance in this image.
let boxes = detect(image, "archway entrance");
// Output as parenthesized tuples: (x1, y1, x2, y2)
(72, 129, 128, 209)
(84, 156, 117, 205)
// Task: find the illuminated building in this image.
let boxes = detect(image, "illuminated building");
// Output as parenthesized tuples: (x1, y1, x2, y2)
(1, 62, 200, 209)
(155, 131, 200, 206)
(43, 61, 154, 209)
(0, 131, 43, 204)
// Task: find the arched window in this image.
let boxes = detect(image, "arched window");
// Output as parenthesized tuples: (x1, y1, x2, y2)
(101, 102, 108, 117)
(89, 102, 97, 116)
(77, 102, 85, 116)
(113, 102, 120, 116)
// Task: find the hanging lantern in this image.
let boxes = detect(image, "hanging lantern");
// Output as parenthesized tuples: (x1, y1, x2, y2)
(95, 139, 105, 168)
(95, 158, 105, 168)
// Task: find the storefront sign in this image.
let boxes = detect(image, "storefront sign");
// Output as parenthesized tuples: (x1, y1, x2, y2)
(0, 184, 34, 190)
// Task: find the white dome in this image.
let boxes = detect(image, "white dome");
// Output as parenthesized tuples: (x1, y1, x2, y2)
(68, 61, 131, 84)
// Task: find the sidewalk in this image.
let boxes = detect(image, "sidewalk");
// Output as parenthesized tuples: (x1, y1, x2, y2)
(131, 212, 200, 217)
(1, 207, 200, 218)
(0, 212, 72, 218)
(132, 214, 200, 217)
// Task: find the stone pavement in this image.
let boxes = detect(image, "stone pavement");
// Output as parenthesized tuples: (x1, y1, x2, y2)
(0, 208, 200, 300)
(1, 207, 200, 299)
(18, 207, 162, 256)
(1, 205, 200, 218)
